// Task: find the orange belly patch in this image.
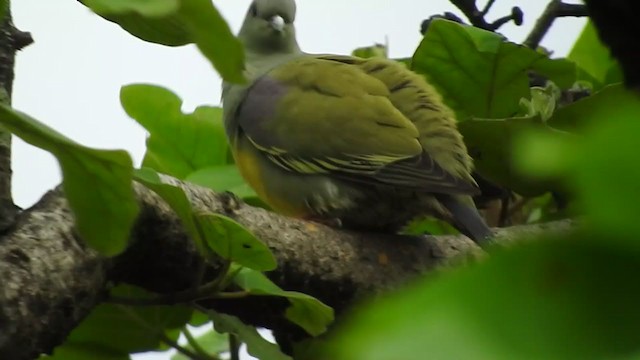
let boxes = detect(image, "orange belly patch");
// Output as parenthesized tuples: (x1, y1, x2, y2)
(233, 146, 308, 217)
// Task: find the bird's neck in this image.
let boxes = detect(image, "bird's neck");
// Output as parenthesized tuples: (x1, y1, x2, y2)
(244, 49, 302, 78)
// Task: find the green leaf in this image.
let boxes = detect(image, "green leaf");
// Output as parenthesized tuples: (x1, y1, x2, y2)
(178, 0, 246, 83)
(234, 268, 334, 336)
(121, 84, 230, 179)
(134, 167, 207, 254)
(547, 84, 626, 131)
(46, 285, 191, 358)
(458, 115, 571, 196)
(209, 311, 292, 360)
(41, 344, 130, 360)
(412, 19, 575, 121)
(0, 105, 138, 256)
(332, 238, 640, 360)
(186, 165, 257, 199)
(571, 94, 640, 238)
(81, 0, 190, 46)
(171, 329, 229, 360)
(81, 0, 245, 82)
(194, 213, 276, 271)
(82, 0, 178, 16)
(568, 22, 623, 89)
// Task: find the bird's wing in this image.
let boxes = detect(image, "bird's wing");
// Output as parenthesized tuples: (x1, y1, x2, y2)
(234, 56, 477, 194)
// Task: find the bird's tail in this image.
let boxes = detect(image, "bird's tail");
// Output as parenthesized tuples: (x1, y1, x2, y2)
(438, 195, 493, 247)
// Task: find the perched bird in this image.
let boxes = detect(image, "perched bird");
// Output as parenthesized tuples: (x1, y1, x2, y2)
(222, 0, 492, 245)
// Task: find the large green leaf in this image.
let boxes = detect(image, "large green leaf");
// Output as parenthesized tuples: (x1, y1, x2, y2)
(209, 311, 292, 360)
(81, 0, 190, 46)
(568, 22, 623, 89)
(547, 84, 626, 131)
(0, 105, 138, 256)
(44, 286, 192, 359)
(458, 115, 571, 196)
(412, 19, 575, 121)
(233, 268, 334, 336)
(121, 84, 230, 179)
(82, 0, 245, 83)
(195, 213, 276, 271)
(332, 238, 640, 360)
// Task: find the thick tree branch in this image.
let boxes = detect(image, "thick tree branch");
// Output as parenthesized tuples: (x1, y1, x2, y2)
(524, 0, 588, 49)
(0, 180, 575, 359)
(0, 1, 33, 233)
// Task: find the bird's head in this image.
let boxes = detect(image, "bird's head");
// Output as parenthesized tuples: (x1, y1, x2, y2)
(239, 0, 300, 55)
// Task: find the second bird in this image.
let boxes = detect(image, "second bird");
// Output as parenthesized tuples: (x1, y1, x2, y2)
(222, 0, 492, 246)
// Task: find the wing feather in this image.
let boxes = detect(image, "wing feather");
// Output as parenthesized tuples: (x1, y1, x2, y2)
(235, 56, 477, 194)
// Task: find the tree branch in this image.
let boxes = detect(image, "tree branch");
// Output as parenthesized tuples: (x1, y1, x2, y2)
(523, 0, 588, 49)
(0, 179, 576, 359)
(448, 0, 523, 31)
(0, 0, 33, 233)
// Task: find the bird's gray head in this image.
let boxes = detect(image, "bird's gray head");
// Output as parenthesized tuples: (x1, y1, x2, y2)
(238, 0, 300, 55)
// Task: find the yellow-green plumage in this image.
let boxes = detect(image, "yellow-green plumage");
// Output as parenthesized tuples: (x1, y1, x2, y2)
(223, 0, 492, 244)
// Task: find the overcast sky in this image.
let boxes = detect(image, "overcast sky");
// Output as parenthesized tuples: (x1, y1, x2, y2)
(11, 0, 586, 359)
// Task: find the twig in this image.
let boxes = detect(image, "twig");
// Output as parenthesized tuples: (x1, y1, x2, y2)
(161, 332, 214, 360)
(481, 0, 496, 16)
(183, 327, 215, 359)
(524, 0, 589, 49)
(449, 0, 523, 31)
(229, 334, 240, 360)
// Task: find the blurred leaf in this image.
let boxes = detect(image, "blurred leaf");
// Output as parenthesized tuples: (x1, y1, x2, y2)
(121, 84, 230, 179)
(0, 0, 7, 26)
(548, 84, 626, 131)
(516, 86, 640, 240)
(234, 268, 334, 336)
(41, 344, 130, 360)
(412, 19, 575, 121)
(178, 0, 246, 83)
(171, 329, 228, 360)
(352, 43, 387, 58)
(188, 310, 210, 327)
(209, 311, 292, 360)
(194, 213, 276, 271)
(572, 93, 640, 238)
(332, 238, 640, 360)
(0, 105, 138, 256)
(458, 115, 571, 196)
(186, 165, 257, 199)
(568, 21, 623, 89)
(45, 285, 191, 358)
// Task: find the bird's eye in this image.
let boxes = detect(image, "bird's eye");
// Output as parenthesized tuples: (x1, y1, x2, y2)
(249, 3, 258, 17)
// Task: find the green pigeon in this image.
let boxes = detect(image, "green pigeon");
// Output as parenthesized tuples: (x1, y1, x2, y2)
(222, 0, 492, 245)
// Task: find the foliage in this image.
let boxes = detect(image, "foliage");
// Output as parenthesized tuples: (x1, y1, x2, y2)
(4, 0, 636, 359)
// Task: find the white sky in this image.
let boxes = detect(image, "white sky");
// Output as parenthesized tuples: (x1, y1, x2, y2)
(11, 1, 586, 359)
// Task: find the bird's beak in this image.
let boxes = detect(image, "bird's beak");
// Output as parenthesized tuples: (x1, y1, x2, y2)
(268, 15, 285, 32)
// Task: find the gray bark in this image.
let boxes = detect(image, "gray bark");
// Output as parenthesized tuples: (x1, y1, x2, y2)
(0, 180, 575, 359)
